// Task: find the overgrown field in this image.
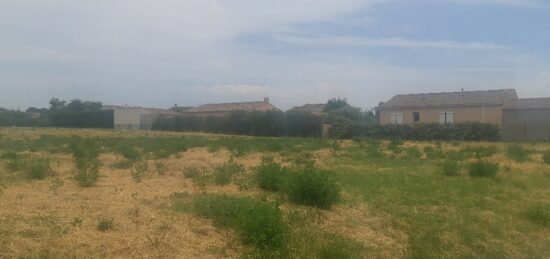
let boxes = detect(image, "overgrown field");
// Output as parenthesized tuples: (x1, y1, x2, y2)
(0, 128, 549, 258)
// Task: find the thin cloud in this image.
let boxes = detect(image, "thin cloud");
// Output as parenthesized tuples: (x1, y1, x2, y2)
(273, 35, 507, 50)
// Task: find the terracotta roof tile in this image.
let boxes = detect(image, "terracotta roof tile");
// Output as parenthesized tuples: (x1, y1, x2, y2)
(185, 101, 280, 113)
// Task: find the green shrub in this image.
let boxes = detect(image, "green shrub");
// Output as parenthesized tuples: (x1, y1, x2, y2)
(286, 166, 340, 209)
(439, 160, 461, 176)
(468, 160, 499, 178)
(155, 160, 167, 175)
(119, 146, 141, 161)
(71, 140, 102, 187)
(5, 156, 25, 172)
(131, 159, 149, 183)
(543, 151, 550, 165)
(183, 166, 200, 179)
(404, 147, 423, 159)
(97, 218, 114, 231)
(317, 234, 364, 259)
(25, 157, 53, 180)
(507, 145, 531, 162)
(213, 158, 244, 186)
(525, 204, 550, 227)
(193, 195, 285, 248)
(424, 146, 445, 160)
(461, 146, 498, 159)
(255, 157, 287, 192)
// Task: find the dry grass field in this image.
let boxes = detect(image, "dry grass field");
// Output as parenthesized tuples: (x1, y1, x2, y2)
(0, 128, 549, 258)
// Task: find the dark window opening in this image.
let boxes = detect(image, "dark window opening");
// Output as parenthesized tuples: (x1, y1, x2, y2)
(413, 112, 420, 122)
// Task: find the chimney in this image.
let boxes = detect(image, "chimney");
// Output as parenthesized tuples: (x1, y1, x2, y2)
(263, 97, 269, 103)
(461, 88, 464, 92)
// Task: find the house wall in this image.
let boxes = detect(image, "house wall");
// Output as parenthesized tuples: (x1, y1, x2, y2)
(502, 109, 550, 141)
(379, 105, 503, 126)
(114, 109, 148, 130)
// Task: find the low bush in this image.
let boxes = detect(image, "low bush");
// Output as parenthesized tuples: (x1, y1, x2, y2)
(131, 159, 149, 183)
(439, 160, 461, 176)
(255, 157, 287, 192)
(25, 157, 53, 180)
(286, 166, 340, 209)
(183, 166, 200, 179)
(507, 145, 531, 162)
(461, 146, 498, 159)
(193, 195, 285, 248)
(543, 151, 550, 165)
(213, 158, 244, 186)
(97, 218, 114, 231)
(119, 146, 142, 161)
(71, 140, 102, 187)
(525, 204, 550, 227)
(404, 147, 423, 159)
(468, 160, 499, 178)
(424, 146, 445, 160)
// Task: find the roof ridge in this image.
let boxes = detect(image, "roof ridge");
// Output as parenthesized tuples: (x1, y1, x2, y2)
(197, 101, 267, 106)
(394, 89, 516, 97)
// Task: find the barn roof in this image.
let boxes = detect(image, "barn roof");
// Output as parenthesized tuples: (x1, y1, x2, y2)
(503, 98, 550, 110)
(380, 89, 517, 108)
(185, 99, 280, 113)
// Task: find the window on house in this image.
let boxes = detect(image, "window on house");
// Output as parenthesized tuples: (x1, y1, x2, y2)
(413, 112, 420, 122)
(390, 112, 403, 124)
(439, 112, 454, 124)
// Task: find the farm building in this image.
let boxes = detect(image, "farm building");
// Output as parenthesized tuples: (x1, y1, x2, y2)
(502, 98, 550, 141)
(113, 107, 180, 130)
(379, 89, 518, 126)
(183, 98, 281, 117)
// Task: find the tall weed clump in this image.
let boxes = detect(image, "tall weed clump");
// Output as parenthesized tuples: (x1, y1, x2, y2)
(468, 160, 499, 178)
(255, 157, 287, 192)
(507, 145, 531, 162)
(213, 158, 244, 186)
(439, 160, 461, 176)
(25, 157, 53, 180)
(525, 204, 550, 227)
(285, 157, 340, 209)
(192, 195, 285, 249)
(71, 140, 102, 187)
(543, 151, 550, 165)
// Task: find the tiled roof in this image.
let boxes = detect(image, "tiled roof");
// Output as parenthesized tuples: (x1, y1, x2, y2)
(380, 89, 517, 108)
(185, 101, 280, 113)
(289, 103, 326, 114)
(503, 98, 550, 110)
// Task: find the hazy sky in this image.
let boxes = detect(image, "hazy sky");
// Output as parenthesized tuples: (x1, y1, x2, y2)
(1, 0, 549, 110)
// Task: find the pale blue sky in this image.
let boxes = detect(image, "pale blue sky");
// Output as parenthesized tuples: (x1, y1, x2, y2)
(1, 0, 549, 110)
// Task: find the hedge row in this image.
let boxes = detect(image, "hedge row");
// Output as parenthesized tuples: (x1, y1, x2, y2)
(333, 122, 501, 141)
(49, 111, 114, 129)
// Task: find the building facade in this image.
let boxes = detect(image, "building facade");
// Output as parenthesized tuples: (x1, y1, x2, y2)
(114, 108, 179, 130)
(379, 89, 518, 127)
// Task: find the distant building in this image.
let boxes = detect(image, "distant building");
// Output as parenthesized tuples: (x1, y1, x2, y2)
(502, 98, 550, 141)
(113, 107, 180, 130)
(288, 103, 326, 115)
(379, 89, 518, 126)
(183, 98, 281, 117)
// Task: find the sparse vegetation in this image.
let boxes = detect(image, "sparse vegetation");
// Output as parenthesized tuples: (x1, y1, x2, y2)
(213, 158, 244, 186)
(439, 160, 461, 176)
(286, 164, 340, 209)
(1, 128, 549, 258)
(25, 157, 53, 180)
(468, 160, 499, 178)
(71, 140, 102, 187)
(507, 145, 531, 162)
(191, 195, 285, 248)
(525, 204, 550, 227)
(543, 151, 550, 165)
(97, 218, 114, 231)
(131, 159, 149, 183)
(255, 157, 287, 192)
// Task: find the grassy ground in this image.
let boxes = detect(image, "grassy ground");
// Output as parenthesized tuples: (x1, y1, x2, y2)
(0, 128, 549, 258)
